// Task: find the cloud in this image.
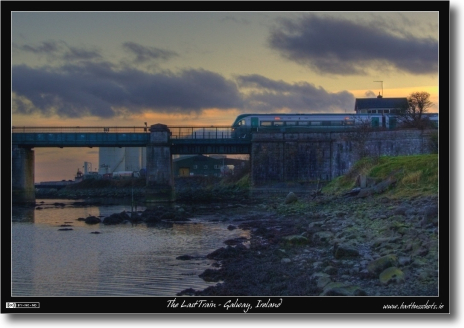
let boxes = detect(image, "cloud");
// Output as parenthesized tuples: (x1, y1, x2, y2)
(221, 16, 251, 25)
(268, 14, 438, 76)
(237, 74, 355, 113)
(122, 42, 179, 63)
(12, 62, 244, 118)
(12, 60, 358, 119)
(14, 40, 102, 62)
(15, 40, 60, 54)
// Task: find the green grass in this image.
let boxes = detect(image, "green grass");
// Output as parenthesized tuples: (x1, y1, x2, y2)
(323, 154, 438, 199)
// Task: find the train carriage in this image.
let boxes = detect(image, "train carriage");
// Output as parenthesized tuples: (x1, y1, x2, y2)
(231, 113, 400, 138)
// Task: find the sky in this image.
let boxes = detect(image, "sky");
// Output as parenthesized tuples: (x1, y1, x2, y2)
(11, 10, 441, 182)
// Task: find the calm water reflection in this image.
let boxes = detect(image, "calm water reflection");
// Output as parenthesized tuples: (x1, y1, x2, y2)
(11, 199, 249, 296)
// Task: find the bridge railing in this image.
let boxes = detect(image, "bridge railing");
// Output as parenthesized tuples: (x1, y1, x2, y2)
(12, 126, 149, 133)
(168, 126, 235, 139)
(11, 126, 252, 142)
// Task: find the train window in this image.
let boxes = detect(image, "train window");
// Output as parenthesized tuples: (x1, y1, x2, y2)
(274, 121, 285, 126)
(345, 120, 354, 125)
(238, 119, 246, 126)
(286, 121, 297, 126)
(260, 121, 272, 126)
(321, 122, 331, 126)
(331, 121, 342, 126)
(311, 122, 322, 126)
(298, 121, 310, 126)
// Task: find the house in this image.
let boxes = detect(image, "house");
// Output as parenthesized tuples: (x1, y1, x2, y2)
(354, 94, 408, 114)
(172, 155, 223, 177)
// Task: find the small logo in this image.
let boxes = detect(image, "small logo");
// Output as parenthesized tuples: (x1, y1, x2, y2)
(6, 302, 39, 308)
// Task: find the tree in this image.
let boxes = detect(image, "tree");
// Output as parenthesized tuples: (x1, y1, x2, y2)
(397, 91, 434, 129)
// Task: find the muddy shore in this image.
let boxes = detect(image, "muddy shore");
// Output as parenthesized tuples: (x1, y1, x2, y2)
(174, 191, 439, 297)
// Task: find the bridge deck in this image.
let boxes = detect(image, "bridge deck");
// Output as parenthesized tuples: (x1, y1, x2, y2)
(12, 126, 251, 154)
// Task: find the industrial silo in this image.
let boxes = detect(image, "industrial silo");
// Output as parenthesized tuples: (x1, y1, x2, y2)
(125, 147, 141, 172)
(141, 147, 147, 170)
(98, 147, 125, 174)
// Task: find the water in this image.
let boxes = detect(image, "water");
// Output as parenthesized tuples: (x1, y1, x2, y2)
(11, 199, 249, 297)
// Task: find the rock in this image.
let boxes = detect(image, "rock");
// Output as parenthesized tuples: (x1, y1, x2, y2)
(312, 231, 334, 244)
(282, 235, 309, 245)
(334, 244, 360, 259)
(224, 237, 248, 246)
(393, 206, 409, 216)
(344, 187, 361, 197)
(398, 256, 412, 266)
(284, 192, 298, 204)
(320, 282, 367, 296)
(308, 221, 325, 229)
(379, 267, 405, 285)
(322, 285, 368, 296)
(367, 254, 398, 275)
(227, 225, 237, 230)
(103, 213, 125, 225)
(206, 245, 247, 260)
(316, 276, 332, 289)
(323, 266, 338, 275)
(84, 216, 101, 224)
(199, 269, 222, 282)
(422, 205, 438, 224)
(176, 255, 194, 260)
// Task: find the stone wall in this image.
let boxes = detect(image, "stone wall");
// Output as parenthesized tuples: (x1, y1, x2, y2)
(251, 129, 436, 186)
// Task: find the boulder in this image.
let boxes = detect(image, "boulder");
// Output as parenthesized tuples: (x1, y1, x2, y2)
(282, 235, 309, 245)
(84, 216, 101, 224)
(312, 231, 334, 244)
(284, 192, 298, 204)
(379, 267, 405, 285)
(199, 269, 222, 282)
(367, 254, 398, 275)
(103, 213, 125, 225)
(334, 244, 360, 259)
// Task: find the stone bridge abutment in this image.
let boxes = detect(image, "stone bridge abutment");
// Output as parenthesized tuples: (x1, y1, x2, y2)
(250, 129, 436, 187)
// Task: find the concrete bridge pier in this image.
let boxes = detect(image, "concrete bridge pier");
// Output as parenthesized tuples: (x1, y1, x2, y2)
(145, 124, 174, 202)
(12, 145, 35, 204)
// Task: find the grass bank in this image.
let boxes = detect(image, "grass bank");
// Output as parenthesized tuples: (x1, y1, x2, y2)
(323, 154, 438, 199)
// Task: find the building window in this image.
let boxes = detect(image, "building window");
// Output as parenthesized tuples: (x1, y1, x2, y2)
(214, 165, 219, 169)
(203, 165, 208, 169)
(193, 165, 198, 169)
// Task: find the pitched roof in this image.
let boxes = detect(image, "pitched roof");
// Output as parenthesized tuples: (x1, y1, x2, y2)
(354, 97, 408, 110)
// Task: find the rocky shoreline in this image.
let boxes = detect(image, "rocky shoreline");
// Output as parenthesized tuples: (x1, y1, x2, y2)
(38, 184, 439, 297)
(174, 192, 439, 296)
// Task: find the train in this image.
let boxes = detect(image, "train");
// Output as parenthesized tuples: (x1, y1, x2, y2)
(230, 113, 438, 138)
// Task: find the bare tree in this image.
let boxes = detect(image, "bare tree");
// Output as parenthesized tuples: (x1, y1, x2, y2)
(397, 91, 434, 129)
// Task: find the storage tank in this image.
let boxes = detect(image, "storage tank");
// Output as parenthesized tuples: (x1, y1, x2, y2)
(98, 147, 125, 174)
(125, 147, 141, 171)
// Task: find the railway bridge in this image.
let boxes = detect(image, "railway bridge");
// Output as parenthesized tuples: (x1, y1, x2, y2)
(12, 124, 436, 204)
(12, 124, 251, 203)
